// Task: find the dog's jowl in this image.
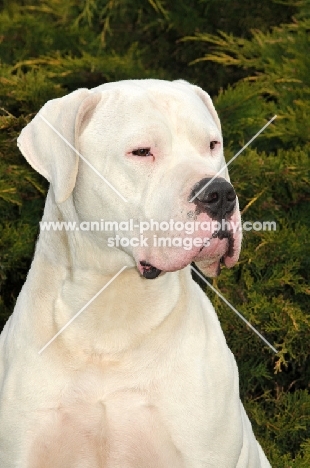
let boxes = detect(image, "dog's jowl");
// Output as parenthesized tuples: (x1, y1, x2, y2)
(0, 79, 271, 467)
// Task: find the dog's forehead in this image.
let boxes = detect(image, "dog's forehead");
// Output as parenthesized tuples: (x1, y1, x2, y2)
(95, 80, 196, 107)
(92, 78, 190, 95)
(91, 79, 219, 136)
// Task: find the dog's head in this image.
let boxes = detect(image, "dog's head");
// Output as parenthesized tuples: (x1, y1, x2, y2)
(18, 79, 242, 278)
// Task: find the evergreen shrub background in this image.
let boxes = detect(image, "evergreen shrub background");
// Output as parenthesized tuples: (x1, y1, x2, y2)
(0, 1, 309, 466)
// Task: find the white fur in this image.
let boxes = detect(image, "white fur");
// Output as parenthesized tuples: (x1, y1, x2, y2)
(0, 79, 270, 467)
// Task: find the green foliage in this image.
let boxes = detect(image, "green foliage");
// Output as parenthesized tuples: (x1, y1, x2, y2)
(0, 0, 309, 466)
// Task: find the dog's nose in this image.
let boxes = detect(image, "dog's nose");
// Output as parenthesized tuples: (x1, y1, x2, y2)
(190, 177, 236, 219)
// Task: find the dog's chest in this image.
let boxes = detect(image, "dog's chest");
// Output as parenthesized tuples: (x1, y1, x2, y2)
(28, 369, 185, 468)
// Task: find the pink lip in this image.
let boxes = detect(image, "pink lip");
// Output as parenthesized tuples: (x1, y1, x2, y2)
(136, 241, 227, 275)
(134, 210, 242, 277)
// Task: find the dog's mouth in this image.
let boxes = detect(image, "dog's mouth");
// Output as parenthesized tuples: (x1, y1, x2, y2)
(139, 261, 162, 279)
(136, 225, 239, 279)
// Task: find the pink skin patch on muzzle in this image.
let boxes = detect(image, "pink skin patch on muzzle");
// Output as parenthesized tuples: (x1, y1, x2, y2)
(135, 209, 242, 279)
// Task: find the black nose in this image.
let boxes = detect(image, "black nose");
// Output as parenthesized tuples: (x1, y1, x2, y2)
(189, 177, 236, 219)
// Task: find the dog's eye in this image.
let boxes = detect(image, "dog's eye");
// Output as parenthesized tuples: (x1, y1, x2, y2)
(132, 148, 152, 157)
(210, 141, 219, 150)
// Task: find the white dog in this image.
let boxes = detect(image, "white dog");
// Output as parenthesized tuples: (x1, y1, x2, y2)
(0, 79, 271, 467)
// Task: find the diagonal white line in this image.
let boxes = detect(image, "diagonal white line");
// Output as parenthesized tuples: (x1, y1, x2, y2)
(38, 114, 128, 203)
(38, 266, 127, 354)
(189, 115, 277, 202)
(190, 265, 278, 353)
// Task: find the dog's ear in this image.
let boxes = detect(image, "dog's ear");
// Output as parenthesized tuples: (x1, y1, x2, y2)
(17, 89, 102, 204)
(174, 80, 230, 182)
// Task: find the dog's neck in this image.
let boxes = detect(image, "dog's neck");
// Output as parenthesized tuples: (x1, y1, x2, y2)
(28, 190, 191, 357)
